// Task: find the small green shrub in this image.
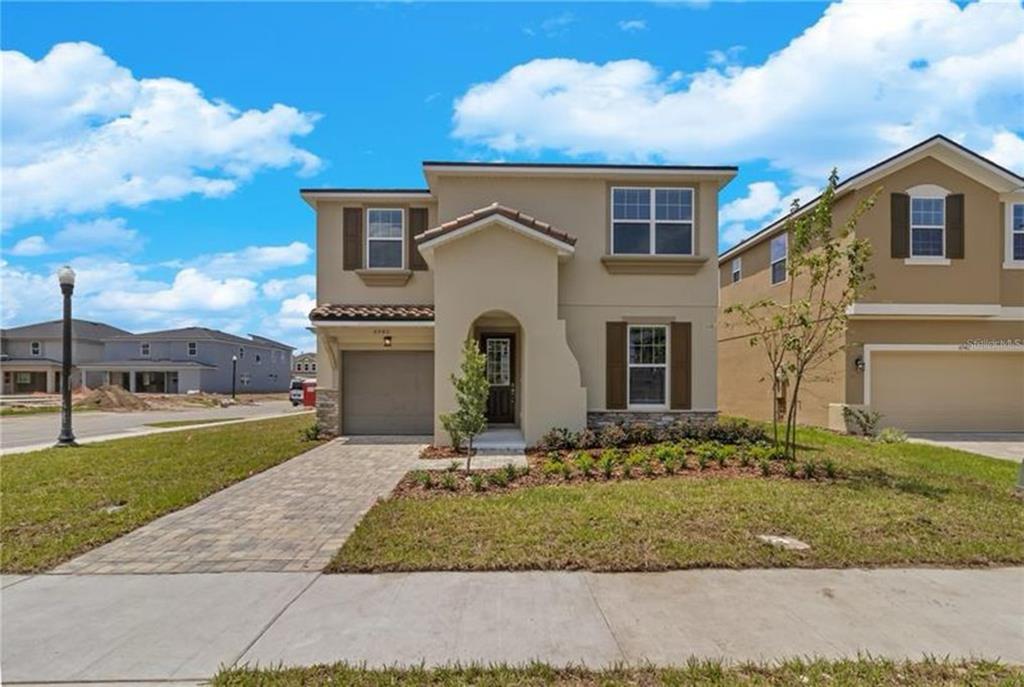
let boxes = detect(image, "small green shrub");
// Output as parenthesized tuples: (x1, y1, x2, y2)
(697, 454, 709, 471)
(441, 471, 458, 490)
(876, 427, 908, 444)
(598, 424, 628, 448)
(784, 461, 798, 478)
(623, 449, 648, 478)
(301, 423, 321, 442)
(574, 451, 595, 478)
(537, 427, 576, 451)
(759, 458, 771, 477)
(414, 470, 433, 489)
(470, 473, 485, 492)
(542, 460, 564, 479)
(652, 444, 675, 465)
(598, 453, 616, 479)
(626, 422, 657, 446)
(574, 428, 599, 450)
(824, 458, 838, 479)
(802, 460, 817, 480)
(546, 451, 564, 464)
(447, 460, 461, 472)
(843, 406, 883, 437)
(738, 452, 753, 468)
(487, 471, 509, 488)
(502, 462, 519, 483)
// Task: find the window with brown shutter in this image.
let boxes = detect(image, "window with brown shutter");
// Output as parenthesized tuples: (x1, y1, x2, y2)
(890, 193, 910, 259)
(343, 207, 364, 270)
(408, 208, 429, 271)
(670, 322, 692, 410)
(605, 322, 627, 410)
(946, 193, 964, 259)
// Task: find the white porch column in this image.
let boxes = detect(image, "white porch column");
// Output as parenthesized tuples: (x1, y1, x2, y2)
(128, 370, 136, 392)
(45, 369, 56, 394)
(105, 371, 111, 387)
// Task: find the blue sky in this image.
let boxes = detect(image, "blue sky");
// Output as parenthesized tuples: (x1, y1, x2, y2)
(2, 1, 1022, 352)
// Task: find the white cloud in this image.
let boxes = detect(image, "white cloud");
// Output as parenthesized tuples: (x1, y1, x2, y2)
(721, 223, 757, 250)
(719, 182, 820, 250)
(985, 131, 1024, 170)
(95, 268, 256, 313)
(262, 273, 316, 299)
(524, 12, 575, 37)
(9, 217, 142, 256)
(191, 241, 312, 278)
(618, 19, 647, 33)
(453, 0, 1024, 181)
(2, 42, 321, 227)
(708, 45, 744, 66)
(277, 293, 316, 330)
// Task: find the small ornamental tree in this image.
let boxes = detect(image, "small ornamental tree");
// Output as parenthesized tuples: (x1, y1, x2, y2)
(726, 169, 879, 458)
(439, 336, 489, 463)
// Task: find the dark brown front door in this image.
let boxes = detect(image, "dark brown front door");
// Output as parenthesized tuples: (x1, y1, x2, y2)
(481, 334, 515, 424)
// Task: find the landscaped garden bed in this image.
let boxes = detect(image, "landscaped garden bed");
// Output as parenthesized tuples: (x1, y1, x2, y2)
(329, 422, 1024, 573)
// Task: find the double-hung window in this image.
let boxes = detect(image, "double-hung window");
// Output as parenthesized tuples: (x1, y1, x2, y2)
(770, 233, 788, 285)
(910, 197, 945, 257)
(731, 257, 742, 283)
(140, 342, 150, 357)
(611, 188, 694, 255)
(187, 342, 197, 357)
(1011, 203, 1024, 263)
(30, 341, 41, 356)
(366, 209, 404, 269)
(627, 325, 667, 407)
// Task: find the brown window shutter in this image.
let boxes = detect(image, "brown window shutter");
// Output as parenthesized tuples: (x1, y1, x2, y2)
(890, 193, 909, 259)
(946, 193, 964, 259)
(605, 322, 627, 410)
(408, 208, 429, 271)
(343, 207, 363, 270)
(670, 322, 692, 410)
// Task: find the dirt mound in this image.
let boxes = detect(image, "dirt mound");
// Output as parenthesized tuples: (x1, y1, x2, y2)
(75, 385, 150, 412)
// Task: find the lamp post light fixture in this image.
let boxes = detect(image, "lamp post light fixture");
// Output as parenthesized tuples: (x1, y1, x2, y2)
(55, 265, 77, 447)
(231, 354, 238, 399)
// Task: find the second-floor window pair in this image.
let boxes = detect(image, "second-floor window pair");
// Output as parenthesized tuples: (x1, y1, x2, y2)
(611, 187, 694, 256)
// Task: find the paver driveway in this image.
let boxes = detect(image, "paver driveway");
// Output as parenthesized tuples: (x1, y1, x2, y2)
(54, 436, 425, 574)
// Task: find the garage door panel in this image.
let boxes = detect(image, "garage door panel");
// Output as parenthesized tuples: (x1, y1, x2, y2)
(871, 351, 1024, 432)
(342, 351, 433, 435)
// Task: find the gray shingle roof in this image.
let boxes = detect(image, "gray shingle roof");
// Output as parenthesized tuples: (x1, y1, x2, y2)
(0, 319, 131, 341)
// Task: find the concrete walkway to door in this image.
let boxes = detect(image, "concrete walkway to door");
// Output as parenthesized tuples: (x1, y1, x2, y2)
(55, 436, 426, 574)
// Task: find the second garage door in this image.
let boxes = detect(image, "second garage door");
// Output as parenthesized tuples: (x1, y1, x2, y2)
(870, 350, 1024, 432)
(342, 351, 434, 435)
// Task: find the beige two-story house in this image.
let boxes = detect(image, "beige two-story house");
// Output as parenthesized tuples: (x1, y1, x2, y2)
(303, 161, 737, 445)
(719, 135, 1024, 433)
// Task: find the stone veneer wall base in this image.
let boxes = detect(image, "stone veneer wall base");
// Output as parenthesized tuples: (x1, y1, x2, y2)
(587, 410, 718, 430)
(316, 389, 340, 438)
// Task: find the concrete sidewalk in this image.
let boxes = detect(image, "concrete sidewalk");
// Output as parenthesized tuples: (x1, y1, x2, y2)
(3, 567, 1021, 683)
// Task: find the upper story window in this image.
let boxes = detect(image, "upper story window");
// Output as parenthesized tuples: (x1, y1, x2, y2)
(30, 341, 41, 356)
(628, 325, 668, 407)
(770, 233, 788, 285)
(255, 353, 262, 365)
(239, 346, 245, 359)
(731, 257, 742, 283)
(910, 196, 945, 258)
(366, 209, 404, 268)
(1010, 203, 1024, 264)
(611, 187, 694, 256)
(187, 342, 197, 357)
(140, 342, 150, 357)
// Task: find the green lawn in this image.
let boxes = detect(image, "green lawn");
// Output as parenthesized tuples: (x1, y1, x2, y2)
(1, 414, 321, 573)
(212, 659, 1021, 686)
(332, 427, 1023, 572)
(144, 417, 242, 428)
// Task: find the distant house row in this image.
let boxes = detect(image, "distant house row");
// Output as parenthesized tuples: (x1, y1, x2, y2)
(0, 320, 294, 395)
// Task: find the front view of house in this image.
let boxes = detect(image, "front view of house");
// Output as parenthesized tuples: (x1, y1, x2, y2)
(304, 161, 736, 445)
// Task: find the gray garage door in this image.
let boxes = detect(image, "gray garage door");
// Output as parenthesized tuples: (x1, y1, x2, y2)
(342, 351, 434, 435)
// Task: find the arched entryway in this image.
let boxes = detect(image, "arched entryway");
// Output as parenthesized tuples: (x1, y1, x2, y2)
(470, 310, 523, 428)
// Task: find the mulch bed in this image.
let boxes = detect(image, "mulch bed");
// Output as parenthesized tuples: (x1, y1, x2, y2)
(396, 447, 837, 499)
(419, 445, 468, 460)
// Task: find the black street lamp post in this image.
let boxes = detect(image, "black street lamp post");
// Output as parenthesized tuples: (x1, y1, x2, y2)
(231, 354, 238, 399)
(56, 266, 77, 447)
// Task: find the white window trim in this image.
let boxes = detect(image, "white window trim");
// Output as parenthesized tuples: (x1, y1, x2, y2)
(610, 187, 695, 256)
(365, 207, 406, 270)
(731, 257, 742, 283)
(626, 324, 670, 410)
(1005, 201, 1024, 270)
(770, 233, 788, 285)
(187, 342, 197, 357)
(30, 341, 41, 357)
(907, 193, 947, 262)
(140, 342, 150, 357)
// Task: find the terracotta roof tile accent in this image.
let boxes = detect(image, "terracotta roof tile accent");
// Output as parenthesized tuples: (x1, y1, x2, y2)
(415, 202, 577, 247)
(309, 304, 435, 322)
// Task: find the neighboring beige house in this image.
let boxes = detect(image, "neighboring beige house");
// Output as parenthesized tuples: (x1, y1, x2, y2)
(303, 161, 737, 444)
(292, 352, 317, 378)
(718, 135, 1024, 433)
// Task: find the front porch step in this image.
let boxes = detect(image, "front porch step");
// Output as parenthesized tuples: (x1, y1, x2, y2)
(474, 427, 526, 454)
(420, 453, 528, 471)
